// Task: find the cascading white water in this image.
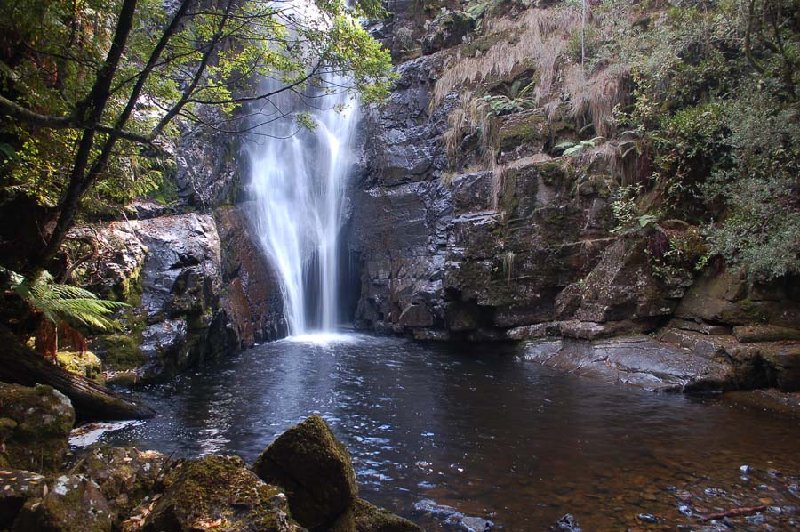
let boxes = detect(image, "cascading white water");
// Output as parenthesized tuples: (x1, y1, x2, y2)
(247, 72, 359, 335)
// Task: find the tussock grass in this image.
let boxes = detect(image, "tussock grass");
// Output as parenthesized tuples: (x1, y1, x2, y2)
(562, 63, 630, 137)
(438, 4, 639, 208)
(433, 9, 580, 107)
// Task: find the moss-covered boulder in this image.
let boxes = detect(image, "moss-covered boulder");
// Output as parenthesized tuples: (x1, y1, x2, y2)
(0, 470, 47, 528)
(57, 350, 103, 381)
(128, 455, 299, 532)
(72, 447, 168, 525)
(332, 498, 422, 532)
(252, 415, 358, 529)
(0, 383, 75, 472)
(12, 474, 113, 532)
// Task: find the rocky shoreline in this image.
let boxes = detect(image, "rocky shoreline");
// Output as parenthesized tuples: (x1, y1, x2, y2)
(0, 383, 418, 531)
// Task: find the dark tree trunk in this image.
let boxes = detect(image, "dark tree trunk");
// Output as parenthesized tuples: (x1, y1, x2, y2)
(0, 326, 155, 421)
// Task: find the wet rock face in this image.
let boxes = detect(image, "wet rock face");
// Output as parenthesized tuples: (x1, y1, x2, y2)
(135, 214, 230, 379)
(78, 210, 284, 381)
(0, 383, 75, 473)
(350, 106, 617, 337)
(131, 455, 300, 532)
(253, 415, 358, 529)
(359, 54, 449, 190)
(215, 205, 287, 346)
(174, 112, 242, 209)
(347, 7, 629, 337)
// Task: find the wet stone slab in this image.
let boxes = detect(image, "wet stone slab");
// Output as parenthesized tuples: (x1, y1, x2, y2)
(523, 335, 733, 392)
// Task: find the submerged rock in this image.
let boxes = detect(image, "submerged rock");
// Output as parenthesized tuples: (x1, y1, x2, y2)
(413, 498, 491, 531)
(252, 415, 357, 529)
(127, 455, 299, 531)
(0, 383, 75, 472)
(550, 513, 581, 531)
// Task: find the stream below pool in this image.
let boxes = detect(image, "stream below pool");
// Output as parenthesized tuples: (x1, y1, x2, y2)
(99, 333, 800, 529)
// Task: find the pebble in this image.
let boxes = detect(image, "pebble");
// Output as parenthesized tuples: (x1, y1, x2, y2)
(636, 512, 658, 524)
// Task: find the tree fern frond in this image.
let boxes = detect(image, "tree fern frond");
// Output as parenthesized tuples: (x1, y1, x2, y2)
(3, 267, 129, 332)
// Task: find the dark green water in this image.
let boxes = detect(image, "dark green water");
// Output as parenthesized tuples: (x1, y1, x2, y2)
(101, 333, 800, 529)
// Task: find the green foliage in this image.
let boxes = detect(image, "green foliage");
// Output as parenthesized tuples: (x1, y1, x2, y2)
(562, 136, 603, 157)
(646, 226, 709, 281)
(610, 184, 644, 231)
(705, 91, 800, 280)
(0, 0, 393, 241)
(600, 0, 799, 279)
(650, 101, 728, 212)
(6, 269, 127, 331)
(481, 80, 536, 116)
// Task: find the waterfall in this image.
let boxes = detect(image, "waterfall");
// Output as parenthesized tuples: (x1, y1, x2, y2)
(247, 75, 358, 335)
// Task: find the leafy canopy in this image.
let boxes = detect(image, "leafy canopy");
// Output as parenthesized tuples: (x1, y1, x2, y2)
(0, 0, 393, 271)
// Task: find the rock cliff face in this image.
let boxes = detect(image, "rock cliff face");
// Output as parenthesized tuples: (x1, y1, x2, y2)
(345, 0, 800, 389)
(74, 207, 283, 381)
(348, 28, 622, 340)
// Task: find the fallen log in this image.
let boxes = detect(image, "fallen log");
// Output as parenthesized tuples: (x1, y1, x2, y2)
(0, 326, 155, 421)
(700, 505, 767, 521)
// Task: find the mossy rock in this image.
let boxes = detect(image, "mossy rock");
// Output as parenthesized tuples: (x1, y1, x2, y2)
(0, 383, 75, 473)
(57, 350, 103, 381)
(332, 499, 422, 532)
(496, 110, 548, 151)
(252, 415, 358, 529)
(12, 474, 113, 532)
(0, 470, 47, 529)
(72, 447, 168, 525)
(134, 455, 299, 532)
(93, 333, 146, 372)
(536, 159, 573, 187)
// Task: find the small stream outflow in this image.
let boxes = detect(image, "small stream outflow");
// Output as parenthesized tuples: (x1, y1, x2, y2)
(247, 70, 358, 335)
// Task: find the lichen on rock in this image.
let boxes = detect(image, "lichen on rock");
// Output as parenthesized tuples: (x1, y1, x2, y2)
(12, 474, 114, 532)
(0, 383, 75, 473)
(126, 454, 299, 532)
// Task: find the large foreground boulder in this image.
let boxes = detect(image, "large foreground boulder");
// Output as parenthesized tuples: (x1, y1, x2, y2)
(252, 415, 358, 529)
(253, 416, 421, 531)
(0, 383, 74, 472)
(126, 455, 299, 532)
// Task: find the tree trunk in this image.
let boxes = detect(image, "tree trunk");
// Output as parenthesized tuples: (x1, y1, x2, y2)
(0, 326, 155, 421)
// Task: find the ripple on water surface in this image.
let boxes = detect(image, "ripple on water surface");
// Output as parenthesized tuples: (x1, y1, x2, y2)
(98, 333, 800, 529)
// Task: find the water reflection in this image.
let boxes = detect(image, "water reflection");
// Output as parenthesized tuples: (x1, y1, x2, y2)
(104, 334, 800, 528)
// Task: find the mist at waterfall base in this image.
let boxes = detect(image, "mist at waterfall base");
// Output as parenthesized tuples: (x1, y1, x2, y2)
(246, 72, 358, 336)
